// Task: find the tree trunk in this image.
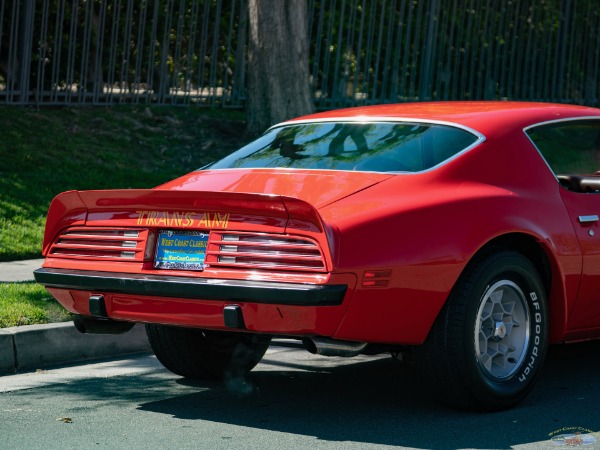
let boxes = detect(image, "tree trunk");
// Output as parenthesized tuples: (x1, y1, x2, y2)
(246, 0, 314, 136)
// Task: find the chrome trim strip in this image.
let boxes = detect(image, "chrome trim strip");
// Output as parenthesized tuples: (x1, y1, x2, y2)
(270, 116, 486, 141)
(522, 116, 600, 132)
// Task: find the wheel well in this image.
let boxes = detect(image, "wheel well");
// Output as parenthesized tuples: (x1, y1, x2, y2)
(475, 234, 551, 293)
(468, 233, 566, 342)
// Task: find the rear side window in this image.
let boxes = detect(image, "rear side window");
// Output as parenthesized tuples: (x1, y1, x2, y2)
(527, 120, 600, 174)
(206, 122, 479, 173)
(526, 120, 600, 192)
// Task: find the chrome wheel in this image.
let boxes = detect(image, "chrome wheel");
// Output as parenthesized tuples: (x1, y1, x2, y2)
(475, 280, 530, 380)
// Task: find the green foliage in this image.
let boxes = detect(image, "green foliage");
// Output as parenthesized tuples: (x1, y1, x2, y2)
(0, 282, 72, 327)
(2, 1, 599, 107)
(309, 0, 599, 105)
(1, 0, 245, 95)
(0, 105, 246, 261)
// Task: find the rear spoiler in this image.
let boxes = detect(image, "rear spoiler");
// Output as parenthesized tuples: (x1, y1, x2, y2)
(42, 189, 325, 255)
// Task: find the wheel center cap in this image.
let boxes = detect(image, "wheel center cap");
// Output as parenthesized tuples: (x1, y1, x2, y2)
(493, 321, 507, 340)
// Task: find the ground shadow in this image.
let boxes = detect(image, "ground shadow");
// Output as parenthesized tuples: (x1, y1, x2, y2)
(6, 341, 600, 449)
(137, 341, 600, 449)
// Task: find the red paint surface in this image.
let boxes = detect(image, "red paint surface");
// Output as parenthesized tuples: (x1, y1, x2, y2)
(39, 102, 600, 345)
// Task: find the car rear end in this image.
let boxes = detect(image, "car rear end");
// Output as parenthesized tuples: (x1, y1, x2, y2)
(34, 188, 356, 338)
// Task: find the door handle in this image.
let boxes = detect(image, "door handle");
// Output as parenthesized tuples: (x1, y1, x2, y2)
(578, 215, 599, 223)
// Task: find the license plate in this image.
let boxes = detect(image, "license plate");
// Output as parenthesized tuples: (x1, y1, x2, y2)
(154, 230, 209, 271)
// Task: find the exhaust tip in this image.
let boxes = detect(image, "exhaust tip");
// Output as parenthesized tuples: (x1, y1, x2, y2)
(73, 315, 135, 335)
(302, 338, 318, 354)
(302, 337, 367, 357)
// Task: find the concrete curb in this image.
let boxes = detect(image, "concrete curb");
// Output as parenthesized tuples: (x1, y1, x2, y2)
(1, 260, 151, 374)
(0, 322, 151, 374)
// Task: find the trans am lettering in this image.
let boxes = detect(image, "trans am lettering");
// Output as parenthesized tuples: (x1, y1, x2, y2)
(197, 212, 230, 228)
(136, 210, 230, 228)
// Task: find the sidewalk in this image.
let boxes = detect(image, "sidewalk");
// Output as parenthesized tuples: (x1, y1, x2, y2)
(0, 259, 151, 374)
(0, 259, 45, 282)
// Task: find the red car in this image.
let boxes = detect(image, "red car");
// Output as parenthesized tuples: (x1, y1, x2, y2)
(34, 102, 600, 410)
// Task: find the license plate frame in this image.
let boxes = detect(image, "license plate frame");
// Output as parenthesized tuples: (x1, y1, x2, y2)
(154, 230, 209, 271)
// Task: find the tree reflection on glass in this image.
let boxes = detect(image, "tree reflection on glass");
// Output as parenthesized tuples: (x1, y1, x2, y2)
(206, 122, 478, 173)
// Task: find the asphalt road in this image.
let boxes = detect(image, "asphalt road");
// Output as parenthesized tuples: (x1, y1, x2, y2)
(1, 341, 600, 450)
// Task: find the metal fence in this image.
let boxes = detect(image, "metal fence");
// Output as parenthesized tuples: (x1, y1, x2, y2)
(1, 0, 599, 108)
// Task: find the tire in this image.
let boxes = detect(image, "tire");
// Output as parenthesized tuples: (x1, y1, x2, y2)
(145, 324, 270, 380)
(417, 250, 548, 411)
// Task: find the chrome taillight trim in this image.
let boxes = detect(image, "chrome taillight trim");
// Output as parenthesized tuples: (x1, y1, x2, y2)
(49, 227, 149, 261)
(207, 232, 326, 272)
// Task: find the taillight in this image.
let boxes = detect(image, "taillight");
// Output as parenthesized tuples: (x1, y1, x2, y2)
(206, 232, 326, 272)
(48, 228, 149, 261)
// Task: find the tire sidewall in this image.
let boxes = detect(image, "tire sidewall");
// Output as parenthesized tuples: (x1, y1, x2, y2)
(146, 325, 270, 380)
(462, 253, 548, 404)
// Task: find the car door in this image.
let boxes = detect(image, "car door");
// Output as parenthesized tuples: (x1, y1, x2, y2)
(527, 119, 600, 332)
(559, 188, 600, 331)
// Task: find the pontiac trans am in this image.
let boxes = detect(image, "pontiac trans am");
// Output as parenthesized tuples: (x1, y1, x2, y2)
(34, 102, 600, 410)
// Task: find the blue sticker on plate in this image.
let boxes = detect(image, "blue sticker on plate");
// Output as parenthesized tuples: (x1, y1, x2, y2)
(154, 230, 209, 271)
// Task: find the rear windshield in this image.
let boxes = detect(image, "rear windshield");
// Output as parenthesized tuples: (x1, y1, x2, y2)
(206, 122, 479, 173)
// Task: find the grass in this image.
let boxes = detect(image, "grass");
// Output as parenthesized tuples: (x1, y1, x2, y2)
(0, 105, 247, 327)
(0, 282, 73, 327)
(0, 105, 245, 261)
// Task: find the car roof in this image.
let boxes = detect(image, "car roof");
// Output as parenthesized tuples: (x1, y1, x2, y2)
(283, 102, 600, 137)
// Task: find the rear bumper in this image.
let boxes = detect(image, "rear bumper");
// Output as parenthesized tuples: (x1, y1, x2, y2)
(34, 268, 347, 306)
(34, 267, 352, 336)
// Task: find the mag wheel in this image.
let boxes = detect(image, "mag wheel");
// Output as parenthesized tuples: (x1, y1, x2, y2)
(146, 324, 270, 380)
(475, 279, 531, 380)
(418, 250, 548, 411)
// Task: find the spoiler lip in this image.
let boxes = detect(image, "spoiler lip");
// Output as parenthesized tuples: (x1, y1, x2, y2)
(42, 189, 328, 255)
(77, 189, 324, 232)
(34, 268, 347, 306)
(42, 190, 87, 255)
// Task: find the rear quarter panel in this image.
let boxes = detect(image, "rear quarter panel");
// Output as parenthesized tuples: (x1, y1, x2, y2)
(320, 132, 582, 344)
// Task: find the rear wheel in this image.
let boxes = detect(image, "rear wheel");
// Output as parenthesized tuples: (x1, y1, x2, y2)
(417, 250, 548, 411)
(146, 324, 270, 380)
